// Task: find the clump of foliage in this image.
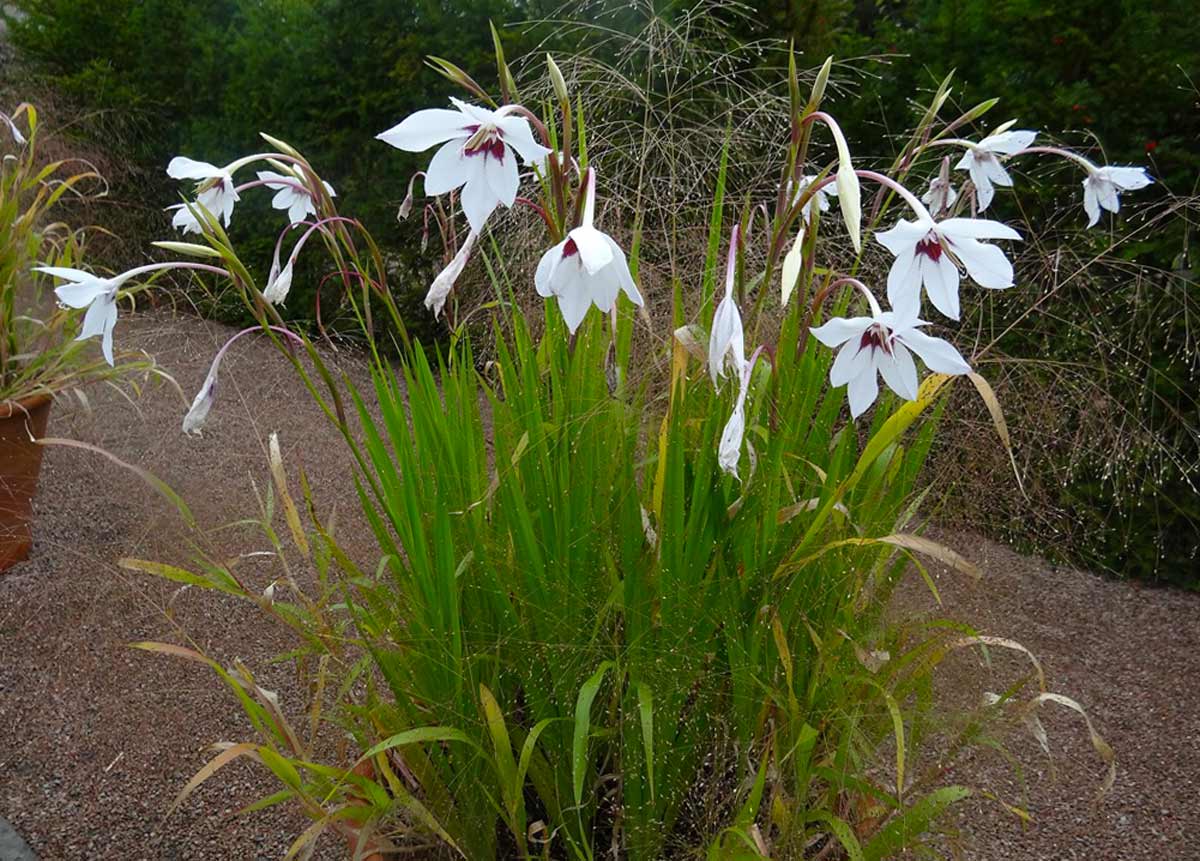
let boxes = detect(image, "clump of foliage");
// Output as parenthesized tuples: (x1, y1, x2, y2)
(71, 22, 1128, 857)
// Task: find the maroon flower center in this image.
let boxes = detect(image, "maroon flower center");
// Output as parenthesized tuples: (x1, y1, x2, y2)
(463, 125, 508, 163)
(915, 233, 943, 262)
(563, 237, 579, 258)
(858, 323, 894, 356)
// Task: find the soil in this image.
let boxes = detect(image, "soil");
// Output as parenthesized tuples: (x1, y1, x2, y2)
(1, 310, 1196, 860)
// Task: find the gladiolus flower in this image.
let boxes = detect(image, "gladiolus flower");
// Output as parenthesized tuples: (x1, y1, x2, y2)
(921, 175, 958, 214)
(953, 129, 1036, 211)
(182, 326, 302, 434)
(425, 231, 478, 319)
(709, 227, 746, 386)
(167, 156, 240, 229)
(787, 174, 838, 223)
(377, 97, 552, 232)
(1082, 165, 1153, 228)
(33, 266, 124, 365)
(1, 109, 25, 145)
(534, 169, 643, 333)
(810, 287, 971, 419)
(876, 213, 1021, 320)
(263, 260, 294, 305)
(257, 169, 335, 224)
(718, 350, 763, 480)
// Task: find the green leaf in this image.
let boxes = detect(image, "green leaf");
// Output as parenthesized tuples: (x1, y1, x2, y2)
(573, 660, 614, 806)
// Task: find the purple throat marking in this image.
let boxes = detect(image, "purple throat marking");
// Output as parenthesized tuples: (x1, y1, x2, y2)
(563, 237, 579, 258)
(859, 324, 894, 356)
(915, 234, 943, 262)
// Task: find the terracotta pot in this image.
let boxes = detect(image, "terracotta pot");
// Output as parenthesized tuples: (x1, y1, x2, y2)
(0, 392, 52, 572)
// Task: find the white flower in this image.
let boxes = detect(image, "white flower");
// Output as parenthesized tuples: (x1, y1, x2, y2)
(877, 214, 1021, 321)
(921, 175, 959, 214)
(1082, 165, 1153, 228)
(1, 110, 25, 145)
(377, 97, 552, 233)
(810, 289, 971, 419)
(33, 266, 127, 365)
(787, 174, 838, 223)
(534, 169, 643, 333)
(167, 156, 240, 229)
(257, 169, 336, 225)
(718, 357, 755, 479)
(954, 129, 1036, 211)
(425, 231, 478, 319)
(263, 260, 294, 305)
(182, 358, 220, 434)
(709, 227, 746, 385)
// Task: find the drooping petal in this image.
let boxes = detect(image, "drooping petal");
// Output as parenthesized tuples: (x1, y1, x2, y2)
(845, 363, 879, 419)
(483, 146, 520, 207)
(169, 203, 202, 234)
(830, 340, 872, 387)
(809, 315, 871, 348)
(709, 293, 746, 387)
(535, 240, 568, 297)
(967, 157, 995, 211)
(982, 155, 1014, 187)
(167, 156, 221, 180)
(263, 260, 294, 305)
(1095, 178, 1121, 214)
(950, 236, 1014, 290)
(424, 231, 478, 319)
(885, 249, 923, 317)
(717, 396, 746, 479)
(896, 326, 972, 375)
(568, 225, 614, 275)
(376, 108, 472, 152)
(921, 251, 962, 320)
(459, 168, 501, 233)
(876, 341, 919, 401)
(423, 140, 471, 195)
(602, 235, 644, 307)
(54, 279, 110, 308)
(182, 363, 219, 435)
(1082, 177, 1102, 227)
(77, 294, 118, 365)
(555, 273, 593, 333)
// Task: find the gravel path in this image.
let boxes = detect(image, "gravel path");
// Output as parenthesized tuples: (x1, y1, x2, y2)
(1, 311, 1196, 860)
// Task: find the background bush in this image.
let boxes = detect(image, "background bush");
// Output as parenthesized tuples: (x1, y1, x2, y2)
(4, 0, 1196, 585)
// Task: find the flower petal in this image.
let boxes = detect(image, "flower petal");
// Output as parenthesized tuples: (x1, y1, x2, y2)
(569, 225, 614, 275)
(555, 276, 593, 333)
(495, 115, 553, 165)
(810, 315, 871, 348)
(951, 236, 1014, 290)
(830, 340, 872, 387)
(846, 362, 879, 419)
(55, 279, 110, 308)
(535, 240, 568, 297)
(1100, 166, 1152, 190)
(969, 158, 995, 211)
(885, 249, 923, 316)
(424, 140, 471, 196)
(939, 217, 1022, 242)
(876, 341, 919, 401)
(896, 326, 972, 375)
(459, 171, 500, 233)
(167, 156, 220, 180)
(602, 235, 643, 306)
(483, 146, 520, 207)
(921, 251, 962, 320)
(876, 218, 929, 256)
(377, 108, 472, 152)
(33, 265, 91, 285)
(981, 129, 1036, 155)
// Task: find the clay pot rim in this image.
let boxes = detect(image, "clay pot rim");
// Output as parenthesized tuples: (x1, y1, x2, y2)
(0, 391, 53, 420)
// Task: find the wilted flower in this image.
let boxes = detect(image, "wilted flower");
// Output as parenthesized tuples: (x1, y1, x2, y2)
(709, 226, 746, 385)
(954, 129, 1036, 211)
(167, 156, 240, 229)
(377, 97, 552, 232)
(1082, 165, 1153, 228)
(262, 260, 294, 305)
(877, 212, 1021, 320)
(534, 169, 643, 333)
(718, 350, 763, 480)
(425, 230, 478, 319)
(1, 109, 25, 145)
(810, 285, 971, 419)
(257, 169, 335, 224)
(33, 266, 124, 365)
(183, 326, 302, 434)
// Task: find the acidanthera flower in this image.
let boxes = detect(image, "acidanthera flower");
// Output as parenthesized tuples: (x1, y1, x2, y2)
(377, 97, 552, 232)
(954, 129, 1036, 211)
(810, 283, 971, 419)
(257, 169, 336, 224)
(709, 227, 746, 386)
(425, 231, 478, 319)
(33, 266, 124, 365)
(1, 109, 25, 145)
(1082, 165, 1153, 228)
(922, 175, 958, 214)
(534, 169, 643, 333)
(718, 349, 764, 480)
(877, 211, 1021, 321)
(182, 326, 303, 434)
(167, 157, 240, 229)
(787, 174, 838, 223)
